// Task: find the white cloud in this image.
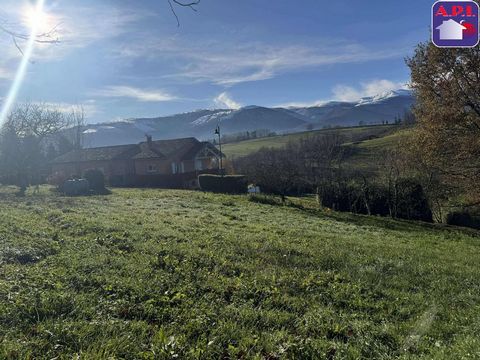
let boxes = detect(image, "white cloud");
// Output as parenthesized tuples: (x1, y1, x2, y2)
(277, 100, 329, 108)
(214, 92, 241, 109)
(183, 45, 407, 87)
(115, 37, 409, 86)
(0, 67, 13, 80)
(332, 80, 409, 102)
(276, 79, 409, 108)
(39, 101, 98, 117)
(91, 85, 177, 102)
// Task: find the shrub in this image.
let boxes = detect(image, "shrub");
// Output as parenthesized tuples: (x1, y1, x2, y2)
(318, 179, 433, 222)
(63, 179, 90, 196)
(47, 172, 68, 191)
(395, 179, 433, 222)
(447, 212, 480, 230)
(84, 169, 105, 192)
(199, 175, 247, 194)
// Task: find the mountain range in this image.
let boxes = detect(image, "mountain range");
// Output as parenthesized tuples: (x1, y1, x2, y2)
(81, 89, 414, 148)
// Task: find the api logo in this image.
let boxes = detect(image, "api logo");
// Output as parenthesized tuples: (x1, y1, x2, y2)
(432, 1, 480, 47)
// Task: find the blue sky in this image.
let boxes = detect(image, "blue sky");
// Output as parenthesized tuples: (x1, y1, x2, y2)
(0, 0, 432, 123)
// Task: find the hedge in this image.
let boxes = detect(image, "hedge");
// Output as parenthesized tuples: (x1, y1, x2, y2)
(84, 169, 105, 191)
(199, 175, 247, 194)
(447, 212, 480, 230)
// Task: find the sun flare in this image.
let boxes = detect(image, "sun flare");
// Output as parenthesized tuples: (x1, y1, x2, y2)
(22, 3, 52, 33)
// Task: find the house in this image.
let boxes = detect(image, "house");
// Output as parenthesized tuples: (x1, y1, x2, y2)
(51, 136, 223, 188)
(436, 19, 466, 40)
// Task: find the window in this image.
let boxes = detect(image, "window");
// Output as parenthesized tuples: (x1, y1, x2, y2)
(171, 162, 177, 174)
(195, 159, 203, 171)
(147, 164, 157, 173)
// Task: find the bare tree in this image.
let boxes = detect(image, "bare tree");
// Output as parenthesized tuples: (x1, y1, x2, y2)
(235, 146, 301, 202)
(0, 0, 201, 54)
(67, 106, 85, 151)
(167, 0, 201, 27)
(0, 103, 69, 194)
(295, 133, 345, 206)
(0, 11, 60, 55)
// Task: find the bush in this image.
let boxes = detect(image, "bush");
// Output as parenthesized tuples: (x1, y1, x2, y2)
(447, 212, 480, 230)
(318, 179, 432, 222)
(84, 169, 105, 192)
(47, 172, 68, 191)
(395, 179, 433, 222)
(63, 179, 90, 196)
(199, 175, 247, 194)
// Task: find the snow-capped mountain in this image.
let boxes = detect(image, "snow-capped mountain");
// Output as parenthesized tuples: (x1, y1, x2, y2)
(288, 89, 414, 129)
(80, 90, 414, 148)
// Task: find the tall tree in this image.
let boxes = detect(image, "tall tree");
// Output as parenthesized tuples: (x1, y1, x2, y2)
(0, 103, 69, 193)
(406, 42, 480, 203)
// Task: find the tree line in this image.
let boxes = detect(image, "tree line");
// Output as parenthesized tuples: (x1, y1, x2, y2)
(231, 132, 433, 222)
(230, 41, 480, 227)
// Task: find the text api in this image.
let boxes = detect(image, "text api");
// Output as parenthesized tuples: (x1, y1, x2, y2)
(432, 1, 480, 48)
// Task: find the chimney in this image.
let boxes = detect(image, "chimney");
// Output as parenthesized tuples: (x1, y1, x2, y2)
(145, 134, 152, 147)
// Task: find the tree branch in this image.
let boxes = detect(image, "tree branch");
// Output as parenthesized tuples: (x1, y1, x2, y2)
(168, 0, 200, 27)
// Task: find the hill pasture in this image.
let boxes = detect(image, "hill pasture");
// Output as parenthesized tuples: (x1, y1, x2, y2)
(1, 187, 479, 359)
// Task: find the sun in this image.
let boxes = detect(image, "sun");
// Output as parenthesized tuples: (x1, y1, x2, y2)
(22, 3, 52, 33)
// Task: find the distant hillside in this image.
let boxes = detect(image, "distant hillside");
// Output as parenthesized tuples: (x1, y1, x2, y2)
(289, 89, 414, 128)
(79, 90, 414, 148)
(223, 124, 414, 177)
(222, 125, 402, 158)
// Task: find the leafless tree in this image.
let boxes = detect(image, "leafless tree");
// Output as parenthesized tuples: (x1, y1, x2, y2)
(295, 133, 345, 206)
(0, 12, 60, 55)
(66, 106, 85, 151)
(0, 103, 70, 194)
(235, 146, 301, 202)
(0, 0, 201, 54)
(167, 0, 201, 27)
(5, 103, 67, 139)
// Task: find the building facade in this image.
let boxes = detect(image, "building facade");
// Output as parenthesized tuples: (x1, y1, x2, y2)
(51, 137, 222, 188)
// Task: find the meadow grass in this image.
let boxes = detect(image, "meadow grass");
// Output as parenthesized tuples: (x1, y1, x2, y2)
(222, 125, 398, 159)
(0, 187, 479, 359)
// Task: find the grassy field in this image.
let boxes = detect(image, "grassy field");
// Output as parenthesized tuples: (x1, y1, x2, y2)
(222, 125, 400, 159)
(1, 187, 480, 359)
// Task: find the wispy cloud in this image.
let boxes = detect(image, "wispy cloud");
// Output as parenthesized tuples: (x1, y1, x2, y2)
(38, 101, 98, 117)
(0, 1, 148, 62)
(114, 37, 409, 86)
(332, 79, 409, 102)
(276, 100, 329, 108)
(91, 85, 177, 102)
(0, 67, 13, 80)
(214, 92, 241, 109)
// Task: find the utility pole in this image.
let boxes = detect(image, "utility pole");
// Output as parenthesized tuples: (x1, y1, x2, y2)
(214, 124, 223, 175)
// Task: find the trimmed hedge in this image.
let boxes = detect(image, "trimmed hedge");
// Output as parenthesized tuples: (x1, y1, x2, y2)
(63, 179, 90, 196)
(319, 179, 433, 222)
(447, 212, 480, 230)
(84, 169, 105, 191)
(199, 175, 247, 194)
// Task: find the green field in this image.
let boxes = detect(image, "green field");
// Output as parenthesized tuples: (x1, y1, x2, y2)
(222, 125, 401, 159)
(1, 187, 480, 359)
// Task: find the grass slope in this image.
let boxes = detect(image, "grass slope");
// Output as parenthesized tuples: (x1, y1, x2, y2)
(222, 125, 400, 159)
(1, 187, 480, 359)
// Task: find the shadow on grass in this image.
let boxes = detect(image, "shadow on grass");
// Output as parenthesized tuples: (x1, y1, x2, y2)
(49, 187, 113, 197)
(251, 194, 480, 237)
(319, 209, 480, 237)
